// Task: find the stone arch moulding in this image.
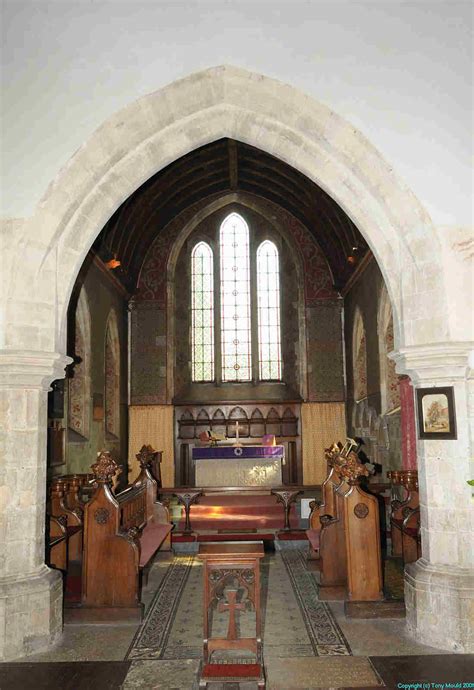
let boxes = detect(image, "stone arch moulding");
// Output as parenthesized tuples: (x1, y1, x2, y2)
(8, 65, 448, 359)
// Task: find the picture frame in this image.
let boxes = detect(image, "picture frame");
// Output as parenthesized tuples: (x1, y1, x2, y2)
(416, 386, 457, 440)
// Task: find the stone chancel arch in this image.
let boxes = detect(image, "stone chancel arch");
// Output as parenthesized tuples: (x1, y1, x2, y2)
(1, 66, 472, 660)
(6, 66, 448, 355)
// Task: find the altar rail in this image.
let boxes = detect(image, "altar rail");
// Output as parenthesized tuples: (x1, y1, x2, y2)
(159, 485, 322, 534)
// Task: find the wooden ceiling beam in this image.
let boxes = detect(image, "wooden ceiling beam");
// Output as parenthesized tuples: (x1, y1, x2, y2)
(228, 139, 238, 190)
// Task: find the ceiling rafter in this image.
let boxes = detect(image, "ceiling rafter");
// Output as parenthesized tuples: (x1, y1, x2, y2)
(94, 138, 368, 290)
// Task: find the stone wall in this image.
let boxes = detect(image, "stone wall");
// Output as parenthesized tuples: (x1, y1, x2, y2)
(344, 258, 402, 475)
(131, 195, 345, 406)
(49, 258, 129, 480)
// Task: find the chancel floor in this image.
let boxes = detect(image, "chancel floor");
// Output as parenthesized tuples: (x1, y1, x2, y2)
(1, 543, 473, 689)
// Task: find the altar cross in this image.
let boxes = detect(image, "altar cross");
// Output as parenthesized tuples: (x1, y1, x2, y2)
(218, 588, 246, 640)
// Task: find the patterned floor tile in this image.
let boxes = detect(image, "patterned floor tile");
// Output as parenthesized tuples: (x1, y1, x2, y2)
(127, 543, 350, 662)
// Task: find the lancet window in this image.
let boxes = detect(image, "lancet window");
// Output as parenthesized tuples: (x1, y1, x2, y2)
(190, 212, 282, 383)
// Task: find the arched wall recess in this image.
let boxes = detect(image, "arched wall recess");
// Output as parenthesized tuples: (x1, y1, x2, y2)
(378, 284, 401, 414)
(68, 286, 91, 439)
(352, 308, 368, 402)
(104, 309, 120, 439)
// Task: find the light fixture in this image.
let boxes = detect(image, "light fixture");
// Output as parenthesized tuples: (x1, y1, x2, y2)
(105, 256, 121, 270)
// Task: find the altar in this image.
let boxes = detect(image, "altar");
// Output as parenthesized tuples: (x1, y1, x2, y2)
(192, 444, 284, 487)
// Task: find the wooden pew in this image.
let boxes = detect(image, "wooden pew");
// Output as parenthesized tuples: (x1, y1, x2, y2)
(401, 505, 421, 563)
(318, 484, 348, 598)
(318, 443, 384, 602)
(75, 448, 172, 622)
(61, 474, 94, 512)
(47, 514, 68, 571)
(49, 478, 83, 562)
(387, 470, 419, 559)
(306, 443, 343, 565)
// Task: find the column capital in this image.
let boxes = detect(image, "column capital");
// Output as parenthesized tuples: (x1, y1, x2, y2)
(391, 342, 473, 385)
(0, 350, 72, 390)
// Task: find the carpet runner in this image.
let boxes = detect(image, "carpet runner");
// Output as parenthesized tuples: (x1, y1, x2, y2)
(126, 542, 351, 662)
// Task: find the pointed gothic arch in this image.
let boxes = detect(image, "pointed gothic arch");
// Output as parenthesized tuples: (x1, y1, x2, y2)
(2, 66, 471, 659)
(7, 66, 448, 360)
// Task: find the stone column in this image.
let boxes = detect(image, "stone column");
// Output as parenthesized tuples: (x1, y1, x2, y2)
(0, 351, 70, 661)
(394, 343, 474, 652)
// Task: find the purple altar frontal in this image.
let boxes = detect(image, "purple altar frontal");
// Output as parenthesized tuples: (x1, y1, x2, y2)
(193, 445, 284, 460)
(192, 445, 284, 486)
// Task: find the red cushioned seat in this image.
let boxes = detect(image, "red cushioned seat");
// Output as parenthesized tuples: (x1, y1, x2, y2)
(306, 528, 320, 550)
(139, 522, 172, 568)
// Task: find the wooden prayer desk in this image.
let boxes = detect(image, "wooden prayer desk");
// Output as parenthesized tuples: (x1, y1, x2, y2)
(197, 542, 266, 689)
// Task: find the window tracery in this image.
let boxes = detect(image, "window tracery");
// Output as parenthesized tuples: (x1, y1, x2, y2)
(191, 242, 214, 382)
(190, 212, 282, 383)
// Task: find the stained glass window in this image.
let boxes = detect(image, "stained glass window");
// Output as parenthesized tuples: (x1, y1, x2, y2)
(191, 242, 214, 381)
(220, 213, 252, 381)
(257, 240, 282, 380)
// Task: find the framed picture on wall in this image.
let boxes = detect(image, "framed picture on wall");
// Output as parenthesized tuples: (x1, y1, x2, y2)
(416, 386, 457, 440)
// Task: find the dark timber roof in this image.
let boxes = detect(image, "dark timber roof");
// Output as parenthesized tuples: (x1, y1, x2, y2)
(93, 138, 369, 292)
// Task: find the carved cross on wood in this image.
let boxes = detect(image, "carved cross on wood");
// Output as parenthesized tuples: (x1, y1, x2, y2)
(218, 589, 246, 640)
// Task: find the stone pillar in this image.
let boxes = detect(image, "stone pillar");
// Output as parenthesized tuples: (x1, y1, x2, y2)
(0, 351, 70, 661)
(394, 344, 474, 652)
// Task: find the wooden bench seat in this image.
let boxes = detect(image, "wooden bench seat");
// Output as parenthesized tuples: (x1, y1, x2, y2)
(306, 444, 344, 566)
(317, 440, 384, 603)
(47, 514, 68, 571)
(387, 470, 419, 562)
(401, 505, 421, 563)
(66, 447, 172, 622)
(48, 477, 84, 563)
(306, 528, 320, 552)
(139, 521, 173, 568)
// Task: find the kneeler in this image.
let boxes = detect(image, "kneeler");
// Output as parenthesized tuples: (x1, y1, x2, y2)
(197, 542, 266, 689)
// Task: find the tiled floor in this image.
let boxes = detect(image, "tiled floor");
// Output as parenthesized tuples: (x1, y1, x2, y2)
(1, 550, 473, 689)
